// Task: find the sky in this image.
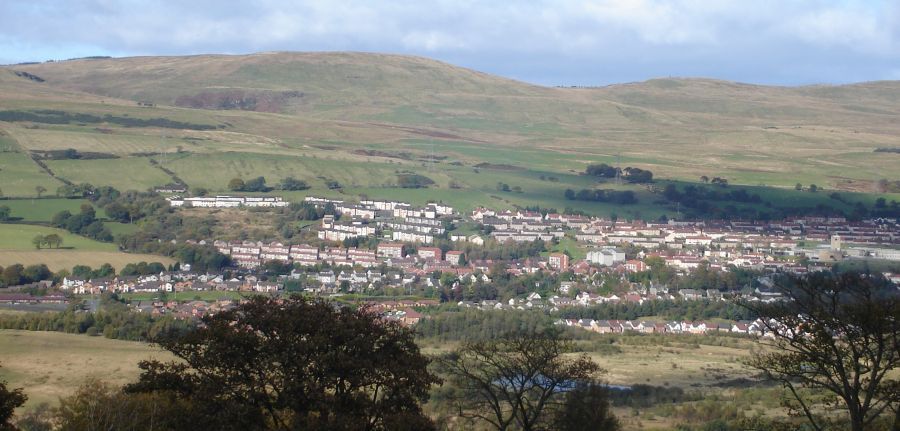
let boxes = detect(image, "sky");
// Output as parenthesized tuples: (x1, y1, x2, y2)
(1, 0, 898, 86)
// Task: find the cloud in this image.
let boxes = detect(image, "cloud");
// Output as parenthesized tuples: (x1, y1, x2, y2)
(0, 0, 897, 85)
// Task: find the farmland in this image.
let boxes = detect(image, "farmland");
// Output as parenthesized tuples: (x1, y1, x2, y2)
(0, 328, 775, 430)
(0, 52, 895, 219)
(0, 330, 172, 408)
(0, 199, 89, 222)
(0, 224, 117, 251)
(0, 223, 174, 271)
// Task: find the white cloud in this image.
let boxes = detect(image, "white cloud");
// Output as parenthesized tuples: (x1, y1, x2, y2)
(0, 0, 897, 84)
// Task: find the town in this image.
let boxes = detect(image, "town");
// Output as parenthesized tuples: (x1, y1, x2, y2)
(5, 193, 895, 336)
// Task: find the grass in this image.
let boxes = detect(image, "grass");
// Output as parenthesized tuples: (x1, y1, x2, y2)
(1, 52, 898, 221)
(0, 330, 171, 409)
(45, 157, 173, 191)
(0, 224, 118, 251)
(0, 224, 175, 273)
(0, 198, 89, 222)
(0, 250, 174, 272)
(0, 153, 61, 198)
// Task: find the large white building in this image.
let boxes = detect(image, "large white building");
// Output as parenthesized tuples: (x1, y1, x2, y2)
(168, 195, 289, 208)
(586, 248, 626, 266)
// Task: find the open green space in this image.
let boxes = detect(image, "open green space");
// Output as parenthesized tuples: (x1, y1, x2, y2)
(0, 330, 171, 409)
(0, 198, 89, 222)
(0, 153, 60, 198)
(45, 157, 173, 191)
(0, 224, 117, 251)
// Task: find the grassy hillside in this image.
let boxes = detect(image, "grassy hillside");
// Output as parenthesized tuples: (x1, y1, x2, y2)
(0, 52, 897, 212)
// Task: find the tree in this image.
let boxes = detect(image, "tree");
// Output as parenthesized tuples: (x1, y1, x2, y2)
(55, 379, 185, 431)
(126, 296, 440, 430)
(243, 176, 269, 192)
(32, 235, 44, 250)
(438, 328, 609, 431)
(278, 176, 309, 191)
(0, 364, 27, 430)
(0, 206, 9, 222)
(795, 183, 803, 191)
(742, 272, 900, 431)
(43, 234, 62, 249)
(35, 185, 46, 198)
(809, 184, 818, 193)
(227, 177, 245, 191)
(552, 383, 620, 431)
(700, 175, 709, 183)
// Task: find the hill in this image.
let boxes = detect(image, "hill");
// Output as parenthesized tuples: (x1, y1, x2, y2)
(0, 52, 897, 215)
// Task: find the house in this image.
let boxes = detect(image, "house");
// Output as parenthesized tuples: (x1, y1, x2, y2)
(377, 243, 405, 258)
(445, 250, 464, 265)
(548, 253, 570, 271)
(586, 248, 625, 266)
(624, 260, 648, 273)
(417, 247, 443, 261)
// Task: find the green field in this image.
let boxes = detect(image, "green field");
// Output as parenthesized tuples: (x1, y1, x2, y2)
(45, 157, 173, 191)
(0, 198, 89, 222)
(0, 250, 174, 272)
(0, 223, 174, 271)
(0, 330, 171, 408)
(0, 153, 60, 198)
(0, 224, 118, 251)
(0, 52, 897, 220)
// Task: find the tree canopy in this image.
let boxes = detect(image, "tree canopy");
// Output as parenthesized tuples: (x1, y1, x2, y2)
(126, 296, 440, 430)
(742, 272, 900, 431)
(437, 327, 618, 431)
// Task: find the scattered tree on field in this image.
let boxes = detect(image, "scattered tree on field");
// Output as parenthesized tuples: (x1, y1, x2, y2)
(44, 233, 62, 249)
(741, 272, 900, 431)
(227, 177, 245, 191)
(438, 328, 616, 431)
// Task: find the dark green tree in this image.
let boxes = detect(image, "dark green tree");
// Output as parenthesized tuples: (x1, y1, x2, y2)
(743, 272, 900, 431)
(0, 364, 27, 430)
(552, 383, 620, 431)
(126, 296, 440, 430)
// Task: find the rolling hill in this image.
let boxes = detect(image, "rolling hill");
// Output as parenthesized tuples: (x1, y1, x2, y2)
(0, 52, 897, 215)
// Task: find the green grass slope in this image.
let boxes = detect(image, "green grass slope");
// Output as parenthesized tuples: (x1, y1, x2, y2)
(0, 52, 897, 207)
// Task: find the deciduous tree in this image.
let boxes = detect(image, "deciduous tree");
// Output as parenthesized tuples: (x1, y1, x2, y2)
(126, 296, 440, 430)
(742, 272, 900, 431)
(0, 364, 27, 430)
(438, 328, 613, 431)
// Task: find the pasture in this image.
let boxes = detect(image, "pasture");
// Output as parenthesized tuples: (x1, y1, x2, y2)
(0, 198, 89, 222)
(0, 153, 60, 198)
(46, 157, 173, 191)
(0, 330, 171, 409)
(0, 224, 117, 251)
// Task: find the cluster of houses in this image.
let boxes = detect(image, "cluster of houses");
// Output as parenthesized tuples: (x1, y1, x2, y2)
(306, 197, 454, 244)
(557, 317, 774, 337)
(215, 239, 467, 272)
